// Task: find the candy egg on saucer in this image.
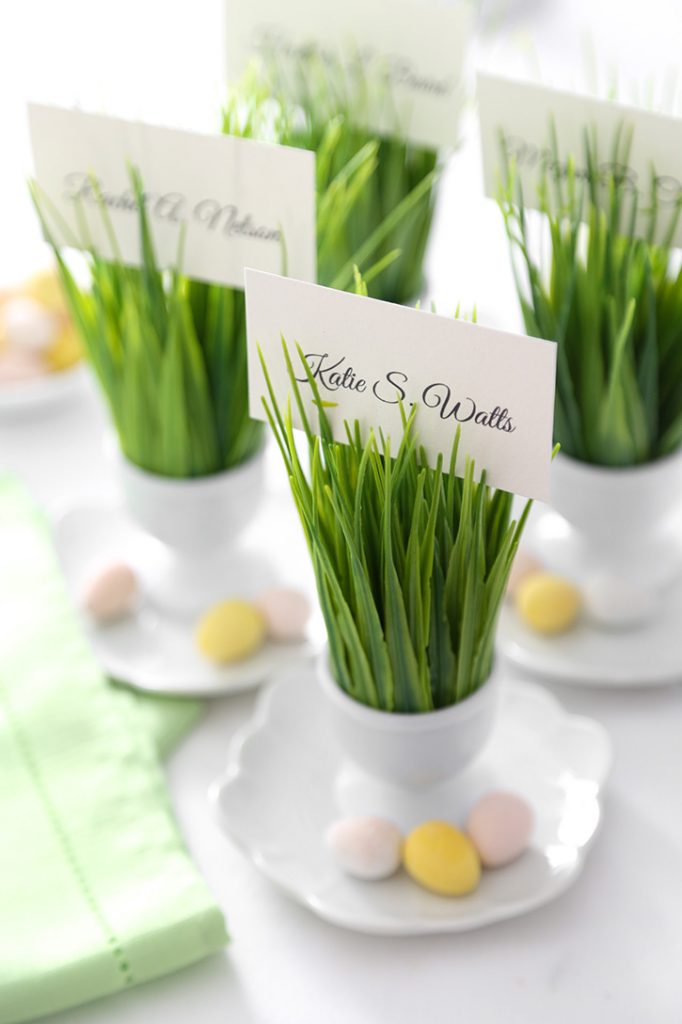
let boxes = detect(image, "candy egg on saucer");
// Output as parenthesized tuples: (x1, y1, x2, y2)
(0, 296, 60, 353)
(0, 348, 46, 383)
(506, 551, 544, 599)
(46, 327, 81, 372)
(516, 572, 581, 634)
(82, 561, 138, 623)
(583, 573, 656, 630)
(467, 791, 533, 868)
(195, 599, 266, 665)
(326, 816, 402, 881)
(256, 586, 311, 641)
(25, 269, 66, 310)
(403, 821, 480, 896)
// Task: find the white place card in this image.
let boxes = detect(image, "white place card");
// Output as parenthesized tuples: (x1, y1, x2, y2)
(478, 72, 682, 247)
(225, 0, 472, 150)
(28, 104, 316, 288)
(246, 271, 557, 501)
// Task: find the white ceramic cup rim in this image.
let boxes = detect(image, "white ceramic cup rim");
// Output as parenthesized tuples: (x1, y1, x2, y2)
(317, 649, 498, 733)
(114, 441, 266, 495)
(555, 445, 682, 481)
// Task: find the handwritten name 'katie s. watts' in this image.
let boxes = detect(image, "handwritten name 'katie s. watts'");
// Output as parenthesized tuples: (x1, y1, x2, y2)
(297, 353, 517, 433)
(62, 172, 282, 243)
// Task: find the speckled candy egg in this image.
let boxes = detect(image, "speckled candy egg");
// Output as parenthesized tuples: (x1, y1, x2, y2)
(583, 574, 656, 630)
(403, 821, 481, 896)
(506, 551, 544, 599)
(0, 296, 60, 353)
(82, 561, 138, 623)
(516, 572, 581, 634)
(467, 791, 533, 868)
(195, 599, 266, 664)
(256, 586, 311, 642)
(326, 816, 402, 881)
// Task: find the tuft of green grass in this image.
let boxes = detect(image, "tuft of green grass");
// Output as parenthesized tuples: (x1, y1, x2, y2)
(258, 298, 531, 713)
(244, 54, 444, 303)
(32, 168, 262, 478)
(499, 124, 682, 467)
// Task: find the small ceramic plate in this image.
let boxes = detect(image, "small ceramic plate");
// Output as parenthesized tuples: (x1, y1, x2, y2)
(210, 666, 612, 935)
(499, 510, 682, 688)
(53, 501, 324, 697)
(0, 364, 86, 414)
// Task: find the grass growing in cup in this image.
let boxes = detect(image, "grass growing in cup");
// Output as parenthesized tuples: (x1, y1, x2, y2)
(259, 336, 532, 714)
(32, 169, 262, 478)
(246, 54, 444, 303)
(499, 126, 682, 467)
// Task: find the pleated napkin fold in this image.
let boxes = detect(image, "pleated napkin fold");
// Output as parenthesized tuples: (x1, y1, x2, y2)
(0, 477, 227, 1024)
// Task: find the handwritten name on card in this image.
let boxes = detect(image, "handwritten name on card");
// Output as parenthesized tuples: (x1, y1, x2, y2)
(478, 73, 682, 247)
(225, 0, 472, 151)
(28, 105, 316, 288)
(245, 271, 557, 500)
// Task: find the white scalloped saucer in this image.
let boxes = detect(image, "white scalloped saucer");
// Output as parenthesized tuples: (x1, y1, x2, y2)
(210, 665, 612, 935)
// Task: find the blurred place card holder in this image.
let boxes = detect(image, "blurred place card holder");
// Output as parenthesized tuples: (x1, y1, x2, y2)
(245, 270, 557, 502)
(27, 104, 317, 288)
(478, 72, 682, 248)
(224, 0, 473, 150)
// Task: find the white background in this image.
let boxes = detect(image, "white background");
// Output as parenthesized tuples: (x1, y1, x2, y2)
(1, 2, 682, 1022)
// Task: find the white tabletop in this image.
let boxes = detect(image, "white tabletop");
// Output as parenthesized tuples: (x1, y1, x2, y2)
(2, 2, 682, 1022)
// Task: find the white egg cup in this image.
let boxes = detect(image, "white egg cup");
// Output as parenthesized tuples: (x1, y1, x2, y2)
(541, 449, 682, 589)
(115, 446, 267, 617)
(317, 650, 500, 790)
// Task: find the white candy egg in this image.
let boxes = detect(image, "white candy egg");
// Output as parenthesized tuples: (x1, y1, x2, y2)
(82, 561, 138, 623)
(467, 791, 533, 869)
(326, 816, 403, 881)
(584, 573, 656, 630)
(256, 586, 311, 641)
(1, 297, 60, 353)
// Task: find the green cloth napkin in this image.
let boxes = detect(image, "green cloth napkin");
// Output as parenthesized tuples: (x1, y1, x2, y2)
(0, 478, 228, 1024)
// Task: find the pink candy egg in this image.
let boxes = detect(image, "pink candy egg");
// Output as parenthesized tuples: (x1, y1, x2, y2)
(326, 816, 402, 880)
(1, 296, 59, 353)
(0, 348, 47, 383)
(467, 791, 533, 868)
(82, 561, 138, 623)
(256, 586, 311, 641)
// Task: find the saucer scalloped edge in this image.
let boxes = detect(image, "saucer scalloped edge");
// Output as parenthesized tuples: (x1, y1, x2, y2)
(210, 665, 612, 936)
(52, 499, 324, 697)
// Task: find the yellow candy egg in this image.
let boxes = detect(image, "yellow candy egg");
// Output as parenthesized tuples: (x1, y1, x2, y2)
(403, 821, 481, 896)
(25, 270, 67, 312)
(45, 326, 81, 371)
(516, 572, 581, 634)
(195, 599, 266, 665)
